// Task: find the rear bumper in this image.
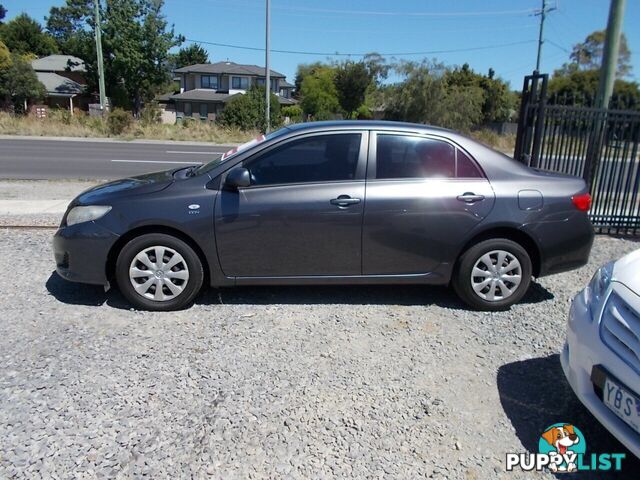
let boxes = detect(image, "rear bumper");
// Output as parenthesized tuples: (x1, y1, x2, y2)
(526, 212, 595, 277)
(53, 221, 119, 286)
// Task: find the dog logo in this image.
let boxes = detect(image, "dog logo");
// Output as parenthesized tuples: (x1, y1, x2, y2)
(538, 423, 586, 473)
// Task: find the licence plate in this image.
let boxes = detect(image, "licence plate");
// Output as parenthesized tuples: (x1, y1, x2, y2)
(603, 377, 640, 435)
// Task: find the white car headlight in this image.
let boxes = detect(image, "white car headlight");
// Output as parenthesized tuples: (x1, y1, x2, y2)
(66, 205, 112, 226)
(586, 260, 614, 318)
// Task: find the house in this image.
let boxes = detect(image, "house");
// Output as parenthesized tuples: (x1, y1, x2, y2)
(31, 55, 88, 113)
(163, 61, 297, 123)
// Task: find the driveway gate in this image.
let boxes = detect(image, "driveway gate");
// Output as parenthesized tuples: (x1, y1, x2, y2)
(514, 73, 640, 236)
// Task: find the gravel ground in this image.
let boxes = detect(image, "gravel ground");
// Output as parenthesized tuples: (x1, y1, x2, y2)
(0, 228, 638, 479)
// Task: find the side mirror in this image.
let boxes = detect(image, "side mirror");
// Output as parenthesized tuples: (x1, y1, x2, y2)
(224, 167, 251, 189)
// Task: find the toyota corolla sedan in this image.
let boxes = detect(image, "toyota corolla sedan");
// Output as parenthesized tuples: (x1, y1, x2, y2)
(562, 249, 640, 458)
(53, 120, 594, 311)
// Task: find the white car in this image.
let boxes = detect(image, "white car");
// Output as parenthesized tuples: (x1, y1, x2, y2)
(562, 248, 640, 458)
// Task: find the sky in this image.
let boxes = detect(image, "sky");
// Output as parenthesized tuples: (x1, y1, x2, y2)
(4, 0, 639, 89)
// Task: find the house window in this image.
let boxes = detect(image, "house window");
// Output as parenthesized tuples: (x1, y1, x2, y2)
(201, 75, 218, 89)
(256, 78, 266, 87)
(183, 102, 192, 117)
(200, 103, 208, 119)
(232, 76, 250, 90)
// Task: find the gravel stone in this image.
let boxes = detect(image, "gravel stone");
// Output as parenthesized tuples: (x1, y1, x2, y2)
(0, 228, 638, 479)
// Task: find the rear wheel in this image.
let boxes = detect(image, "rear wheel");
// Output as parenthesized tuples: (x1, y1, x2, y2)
(115, 233, 204, 311)
(453, 238, 532, 311)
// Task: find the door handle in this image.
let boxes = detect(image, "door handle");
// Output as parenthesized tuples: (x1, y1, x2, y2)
(457, 192, 485, 203)
(330, 195, 361, 207)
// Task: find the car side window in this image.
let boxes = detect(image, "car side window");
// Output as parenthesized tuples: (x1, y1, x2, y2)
(376, 135, 456, 179)
(456, 149, 484, 178)
(245, 134, 361, 186)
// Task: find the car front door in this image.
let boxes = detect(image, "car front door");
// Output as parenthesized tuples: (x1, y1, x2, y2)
(362, 132, 495, 275)
(215, 131, 368, 278)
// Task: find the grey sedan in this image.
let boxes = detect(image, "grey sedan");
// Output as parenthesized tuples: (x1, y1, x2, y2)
(53, 121, 594, 311)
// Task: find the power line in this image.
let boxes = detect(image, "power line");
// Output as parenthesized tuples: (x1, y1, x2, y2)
(546, 39, 571, 54)
(180, 0, 538, 18)
(184, 38, 536, 58)
(269, 5, 538, 17)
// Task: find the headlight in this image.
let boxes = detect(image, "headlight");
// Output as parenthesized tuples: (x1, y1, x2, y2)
(586, 261, 614, 318)
(66, 205, 112, 226)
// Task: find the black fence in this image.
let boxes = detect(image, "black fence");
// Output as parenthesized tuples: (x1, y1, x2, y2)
(514, 73, 640, 236)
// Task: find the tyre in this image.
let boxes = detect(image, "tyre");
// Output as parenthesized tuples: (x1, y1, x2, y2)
(115, 233, 204, 311)
(452, 238, 532, 311)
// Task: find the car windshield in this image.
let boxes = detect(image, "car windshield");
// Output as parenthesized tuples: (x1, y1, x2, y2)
(195, 128, 289, 175)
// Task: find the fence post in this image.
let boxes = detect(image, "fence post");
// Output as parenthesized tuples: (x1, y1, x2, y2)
(530, 74, 549, 168)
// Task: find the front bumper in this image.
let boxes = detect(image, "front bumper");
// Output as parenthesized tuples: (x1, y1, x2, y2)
(53, 221, 120, 286)
(561, 289, 640, 458)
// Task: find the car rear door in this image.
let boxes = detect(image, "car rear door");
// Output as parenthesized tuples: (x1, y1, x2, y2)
(215, 131, 368, 278)
(362, 131, 495, 275)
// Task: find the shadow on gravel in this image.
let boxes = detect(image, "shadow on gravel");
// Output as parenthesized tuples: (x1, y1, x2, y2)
(497, 354, 640, 479)
(197, 280, 553, 308)
(46, 272, 129, 308)
(46, 271, 554, 310)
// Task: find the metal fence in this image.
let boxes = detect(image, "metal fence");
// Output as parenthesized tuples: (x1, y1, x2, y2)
(514, 73, 640, 236)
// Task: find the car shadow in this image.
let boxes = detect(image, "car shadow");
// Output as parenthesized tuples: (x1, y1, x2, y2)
(46, 271, 554, 310)
(45, 272, 130, 309)
(497, 354, 640, 478)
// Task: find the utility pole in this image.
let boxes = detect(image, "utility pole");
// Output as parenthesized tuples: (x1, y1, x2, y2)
(596, 0, 626, 109)
(534, 0, 556, 72)
(265, 0, 271, 133)
(94, 0, 107, 113)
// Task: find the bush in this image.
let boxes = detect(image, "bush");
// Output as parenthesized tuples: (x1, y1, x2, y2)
(107, 108, 133, 135)
(140, 101, 162, 126)
(281, 105, 303, 123)
(355, 104, 373, 120)
(218, 87, 281, 132)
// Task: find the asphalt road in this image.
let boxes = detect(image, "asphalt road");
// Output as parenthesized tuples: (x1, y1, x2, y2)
(0, 137, 232, 179)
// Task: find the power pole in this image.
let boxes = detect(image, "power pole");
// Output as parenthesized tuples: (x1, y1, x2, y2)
(94, 0, 107, 112)
(534, 0, 556, 72)
(265, 0, 271, 133)
(596, 0, 626, 109)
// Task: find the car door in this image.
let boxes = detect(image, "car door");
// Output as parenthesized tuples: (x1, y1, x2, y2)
(215, 131, 368, 277)
(362, 131, 496, 275)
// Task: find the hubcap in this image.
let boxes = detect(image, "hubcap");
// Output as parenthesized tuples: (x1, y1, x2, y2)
(129, 246, 189, 302)
(470, 250, 522, 302)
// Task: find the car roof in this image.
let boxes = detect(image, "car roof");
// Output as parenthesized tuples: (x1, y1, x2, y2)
(283, 120, 455, 135)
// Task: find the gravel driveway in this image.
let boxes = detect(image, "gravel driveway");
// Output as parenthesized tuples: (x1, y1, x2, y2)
(0, 228, 638, 479)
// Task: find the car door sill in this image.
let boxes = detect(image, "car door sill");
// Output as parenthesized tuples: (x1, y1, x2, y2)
(233, 272, 446, 286)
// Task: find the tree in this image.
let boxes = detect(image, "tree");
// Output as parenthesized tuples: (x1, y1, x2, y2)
(174, 43, 209, 69)
(446, 63, 516, 123)
(334, 61, 372, 118)
(557, 30, 632, 78)
(0, 52, 46, 112)
(299, 65, 340, 120)
(46, 0, 94, 59)
(46, 0, 183, 114)
(105, 0, 183, 114)
(0, 39, 9, 70)
(383, 60, 485, 131)
(218, 86, 281, 132)
(548, 69, 640, 110)
(0, 13, 58, 56)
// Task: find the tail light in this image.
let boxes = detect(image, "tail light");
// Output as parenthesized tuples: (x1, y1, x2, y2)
(572, 193, 591, 211)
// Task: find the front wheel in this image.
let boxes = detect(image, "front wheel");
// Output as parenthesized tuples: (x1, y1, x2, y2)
(452, 238, 532, 311)
(115, 233, 204, 311)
